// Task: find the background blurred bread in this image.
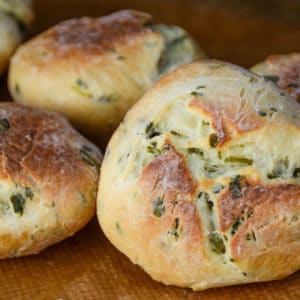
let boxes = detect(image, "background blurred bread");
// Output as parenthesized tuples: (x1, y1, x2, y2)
(8, 9, 204, 145)
(251, 53, 300, 102)
(98, 60, 300, 290)
(0, 102, 102, 258)
(0, 0, 33, 74)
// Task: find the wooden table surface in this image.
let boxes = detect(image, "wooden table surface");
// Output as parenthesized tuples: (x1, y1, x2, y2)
(0, 1, 300, 299)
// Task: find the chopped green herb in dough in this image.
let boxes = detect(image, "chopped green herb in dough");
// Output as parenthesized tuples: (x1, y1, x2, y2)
(10, 193, 26, 216)
(0, 119, 10, 132)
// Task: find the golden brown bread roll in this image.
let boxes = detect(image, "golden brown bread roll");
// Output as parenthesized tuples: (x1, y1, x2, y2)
(0, 0, 33, 74)
(0, 102, 102, 258)
(251, 53, 300, 102)
(8, 9, 204, 144)
(97, 60, 300, 290)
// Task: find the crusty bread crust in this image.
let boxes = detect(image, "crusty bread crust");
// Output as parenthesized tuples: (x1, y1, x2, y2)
(98, 60, 300, 290)
(0, 102, 102, 258)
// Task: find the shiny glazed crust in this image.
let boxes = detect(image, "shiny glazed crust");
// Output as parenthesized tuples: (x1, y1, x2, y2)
(8, 10, 203, 144)
(0, 102, 102, 258)
(98, 60, 300, 290)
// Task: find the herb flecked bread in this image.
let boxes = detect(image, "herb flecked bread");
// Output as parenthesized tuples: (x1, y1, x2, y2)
(251, 53, 300, 102)
(8, 9, 204, 144)
(0, 0, 33, 74)
(97, 60, 300, 290)
(0, 102, 102, 258)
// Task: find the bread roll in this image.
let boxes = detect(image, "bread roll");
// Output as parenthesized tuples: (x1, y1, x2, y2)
(0, 0, 33, 74)
(0, 102, 102, 258)
(0, 12, 22, 74)
(251, 53, 300, 102)
(97, 60, 300, 290)
(8, 10, 204, 144)
(0, 0, 33, 28)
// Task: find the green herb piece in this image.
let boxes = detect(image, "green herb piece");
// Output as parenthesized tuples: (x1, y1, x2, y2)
(145, 122, 161, 139)
(187, 148, 203, 156)
(72, 78, 92, 98)
(242, 272, 248, 277)
(258, 111, 267, 117)
(246, 230, 256, 241)
(229, 258, 235, 262)
(116, 222, 122, 234)
(209, 133, 218, 147)
(24, 187, 33, 200)
(147, 145, 161, 156)
(198, 192, 214, 210)
(202, 120, 209, 126)
(240, 88, 245, 98)
(197, 85, 206, 89)
(191, 91, 203, 96)
(209, 65, 223, 70)
(263, 75, 279, 84)
(0, 119, 10, 132)
(76, 78, 88, 89)
(168, 218, 180, 240)
(247, 211, 253, 218)
(205, 165, 218, 173)
(209, 233, 225, 254)
(162, 144, 171, 153)
(97, 95, 114, 103)
(10, 193, 25, 216)
(117, 55, 126, 60)
(80, 146, 100, 173)
(229, 175, 246, 199)
(267, 158, 289, 179)
(218, 151, 222, 159)
(231, 216, 244, 235)
(270, 107, 277, 112)
(249, 76, 258, 83)
(225, 156, 253, 165)
(267, 170, 282, 179)
(170, 130, 185, 137)
(15, 83, 21, 95)
(152, 197, 165, 218)
(293, 167, 300, 178)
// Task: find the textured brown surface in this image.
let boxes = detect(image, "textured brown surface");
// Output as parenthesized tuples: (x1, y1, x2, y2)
(0, 0, 300, 299)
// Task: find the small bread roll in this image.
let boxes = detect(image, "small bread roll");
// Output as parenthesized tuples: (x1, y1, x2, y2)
(98, 60, 300, 290)
(0, 0, 33, 74)
(8, 10, 204, 144)
(251, 53, 300, 102)
(0, 12, 22, 74)
(0, 102, 102, 258)
(0, 0, 33, 28)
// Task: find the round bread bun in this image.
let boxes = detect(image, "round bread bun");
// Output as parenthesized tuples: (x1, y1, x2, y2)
(0, 0, 33, 75)
(251, 53, 300, 102)
(0, 0, 33, 27)
(0, 102, 102, 258)
(8, 9, 204, 144)
(0, 11, 22, 74)
(97, 60, 300, 290)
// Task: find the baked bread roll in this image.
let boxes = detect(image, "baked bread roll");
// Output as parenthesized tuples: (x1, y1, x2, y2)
(0, 0, 33, 28)
(8, 10, 204, 144)
(0, 0, 33, 74)
(98, 60, 300, 290)
(251, 53, 300, 102)
(0, 102, 102, 258)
